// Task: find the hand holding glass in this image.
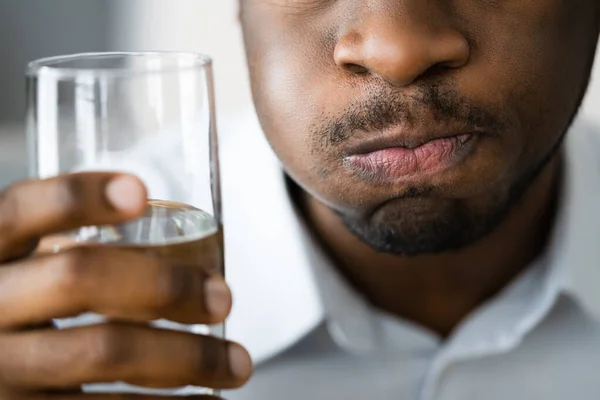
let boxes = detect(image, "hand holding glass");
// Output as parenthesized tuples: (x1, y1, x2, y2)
(27, 52, 225, 396)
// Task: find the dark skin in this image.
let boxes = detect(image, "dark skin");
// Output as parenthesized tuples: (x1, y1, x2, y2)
(0, 173, 252, 399)
(298, 157, 561, 334)
(240, 0, 600, 335)
(0, 1, 599, 399)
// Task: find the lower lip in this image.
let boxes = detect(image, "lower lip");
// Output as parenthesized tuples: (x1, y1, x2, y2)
(344, 134, 476, 181)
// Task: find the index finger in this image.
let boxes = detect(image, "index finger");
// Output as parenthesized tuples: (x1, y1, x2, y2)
(0, 172, 147, 259)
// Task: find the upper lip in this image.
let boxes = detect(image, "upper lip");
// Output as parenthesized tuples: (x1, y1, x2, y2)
(343, 123, 483, 156)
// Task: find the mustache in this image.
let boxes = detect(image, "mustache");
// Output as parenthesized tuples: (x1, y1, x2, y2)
(314, 82, 506, 147)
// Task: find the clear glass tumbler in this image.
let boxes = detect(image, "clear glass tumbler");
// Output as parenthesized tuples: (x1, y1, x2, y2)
(26, 52, 223, 396)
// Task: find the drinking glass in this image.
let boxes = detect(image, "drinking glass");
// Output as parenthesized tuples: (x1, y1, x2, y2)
(26, 52, 223, 396)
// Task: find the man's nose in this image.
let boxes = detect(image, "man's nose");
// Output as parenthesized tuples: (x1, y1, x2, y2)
(333, 4, 470, 87)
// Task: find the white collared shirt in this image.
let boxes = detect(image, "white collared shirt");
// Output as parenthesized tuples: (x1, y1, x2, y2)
(219, 110, 600, 400)
(63, 108, 600, 399)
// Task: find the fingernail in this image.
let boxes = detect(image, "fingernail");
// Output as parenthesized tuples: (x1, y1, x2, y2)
(228, 342, 253, 379)
(204, 275, 232, 317)
(106, 175, 146, 213)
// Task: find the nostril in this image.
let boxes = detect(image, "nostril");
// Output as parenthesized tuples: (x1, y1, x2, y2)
(421, 62, 455, 80)
(343, 63, 369, 74)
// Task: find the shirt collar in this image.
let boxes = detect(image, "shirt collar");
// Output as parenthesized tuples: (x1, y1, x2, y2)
(430, 117, 600, 367)
(223, 110, 600, 363)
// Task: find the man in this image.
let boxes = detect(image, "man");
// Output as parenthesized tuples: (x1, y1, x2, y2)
(0, 0, 599, 399)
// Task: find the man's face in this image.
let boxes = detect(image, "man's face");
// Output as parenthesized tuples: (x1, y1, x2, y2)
(240, 0, 599, 256)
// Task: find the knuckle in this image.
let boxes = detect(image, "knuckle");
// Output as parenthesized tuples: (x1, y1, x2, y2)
(0, 182, 25, 235)
(197, 337, 230, 378)
(85, 325, 130, 369)
(56, 175, 87, 221)
(152, 263, 190, 309)
(51, 247, 93, 292)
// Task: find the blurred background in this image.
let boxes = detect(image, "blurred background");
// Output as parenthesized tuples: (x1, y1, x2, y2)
(0, 0, 249, 187)
(1, 0, 600, 186)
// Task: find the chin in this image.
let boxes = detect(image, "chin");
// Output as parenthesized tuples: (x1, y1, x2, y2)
(337, 195, 511, 256)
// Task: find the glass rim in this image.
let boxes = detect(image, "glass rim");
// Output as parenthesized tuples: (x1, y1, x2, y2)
(26, 51, 213, 79)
